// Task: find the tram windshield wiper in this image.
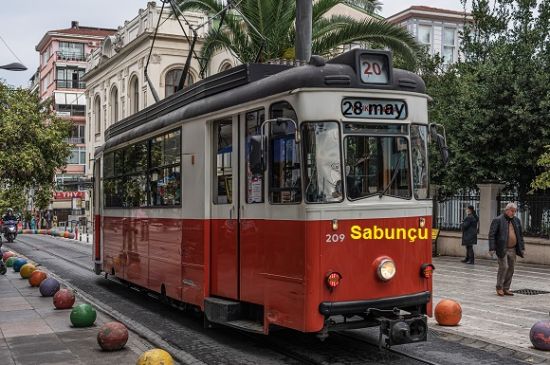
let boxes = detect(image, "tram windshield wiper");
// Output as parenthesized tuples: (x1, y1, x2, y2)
(378, 153, 404, 198)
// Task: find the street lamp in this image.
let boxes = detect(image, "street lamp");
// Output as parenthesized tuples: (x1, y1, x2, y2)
(0, 62, 27, 71)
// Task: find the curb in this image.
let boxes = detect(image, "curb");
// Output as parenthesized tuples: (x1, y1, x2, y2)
(430, 325, 550, 364)
(5, 248, 206, 365)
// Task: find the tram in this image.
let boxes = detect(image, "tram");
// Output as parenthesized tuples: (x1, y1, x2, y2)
(93, 49, 447, 346)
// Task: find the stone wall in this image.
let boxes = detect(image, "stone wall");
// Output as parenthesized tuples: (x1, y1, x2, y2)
(436, 230, 550, 265)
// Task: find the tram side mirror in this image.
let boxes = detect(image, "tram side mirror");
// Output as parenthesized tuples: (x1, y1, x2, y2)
(429, 123, 450, 166)
(436, 133, 450, 166)
(249, 135, 264, 174)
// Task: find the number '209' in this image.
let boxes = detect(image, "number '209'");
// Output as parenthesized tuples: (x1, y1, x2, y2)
(326, 234, 346, 243)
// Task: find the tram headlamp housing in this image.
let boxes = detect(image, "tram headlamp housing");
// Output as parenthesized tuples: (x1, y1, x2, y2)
(377, 258, 396, 281)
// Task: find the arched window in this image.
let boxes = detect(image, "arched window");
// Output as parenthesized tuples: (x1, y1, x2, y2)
(94, 95, 101, 134)
(220, 62, 232, 72)
(110, 86, 118, 124)
(129, 75, 139, 114)
(165, 68, 194, 98)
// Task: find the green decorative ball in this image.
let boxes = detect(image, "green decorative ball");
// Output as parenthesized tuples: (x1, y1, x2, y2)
(5, 257, 16, 267)
(70, 304, 97, 327)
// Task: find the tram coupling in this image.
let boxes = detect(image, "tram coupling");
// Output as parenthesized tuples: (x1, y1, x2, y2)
(370, 308, 428, 348)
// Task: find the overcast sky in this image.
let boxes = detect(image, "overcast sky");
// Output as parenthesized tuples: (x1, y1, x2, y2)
(0, 0, 465, 88)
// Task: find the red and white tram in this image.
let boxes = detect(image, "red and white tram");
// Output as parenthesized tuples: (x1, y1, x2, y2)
(93, 49, 446, 346)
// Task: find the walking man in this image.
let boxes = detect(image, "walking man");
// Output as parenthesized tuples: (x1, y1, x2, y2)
(489, 202, 525, 296)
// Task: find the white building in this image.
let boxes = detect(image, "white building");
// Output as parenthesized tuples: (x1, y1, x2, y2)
(387, 6, 471, 66)
(83, 1, 237, 176)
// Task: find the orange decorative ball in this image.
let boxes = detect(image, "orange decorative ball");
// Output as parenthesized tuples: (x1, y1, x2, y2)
(29, 270, 48, 287)
(435, 299, 462, 326)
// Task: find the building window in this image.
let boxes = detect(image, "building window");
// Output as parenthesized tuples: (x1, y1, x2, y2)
(56, 104, 85, 117)
(443, 28, 455, 64)
(68, 147, 86, 165)
(129, 76, 139, 114)
(110, 87, 119, 124)
(41, 46, 51, 65)
(94, 95, 101, 134)
(56, 67, 85, 89)
(164, 68, 194, 98)
(67, 124, 86, 144)
(58, 42, 85, 61)
(417, 25, 432, 53)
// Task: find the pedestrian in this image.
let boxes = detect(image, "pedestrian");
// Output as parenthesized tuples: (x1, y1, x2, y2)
(489, 202, 525, 296)
(461, 205, 478, 264)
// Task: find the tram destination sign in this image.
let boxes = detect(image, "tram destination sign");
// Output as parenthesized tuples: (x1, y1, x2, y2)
(341, 98, 407, 120)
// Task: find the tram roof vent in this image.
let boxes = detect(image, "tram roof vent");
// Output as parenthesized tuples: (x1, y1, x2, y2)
(398, 78, 418, 90)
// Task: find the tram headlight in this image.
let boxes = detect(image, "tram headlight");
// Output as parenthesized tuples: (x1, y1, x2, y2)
(377, 258, 396, 281)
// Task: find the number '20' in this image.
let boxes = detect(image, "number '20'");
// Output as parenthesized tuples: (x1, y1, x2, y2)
(363, 62, 382, 75)
(326, 234, 346, 243)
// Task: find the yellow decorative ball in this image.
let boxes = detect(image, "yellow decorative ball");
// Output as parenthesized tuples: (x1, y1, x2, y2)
(20, 263, 37, 279)
(136, 349, 174, 365)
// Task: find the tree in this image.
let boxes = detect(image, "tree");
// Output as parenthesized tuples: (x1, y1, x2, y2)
(426, 0, 550, 199)
(0, 82, 71, 212)
(175, 0, 418, 68)
(344, 0, 383, 14)
(532, 146, 550, 191)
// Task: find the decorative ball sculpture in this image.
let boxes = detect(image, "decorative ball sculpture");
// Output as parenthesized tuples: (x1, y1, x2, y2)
(12, 258, 28, 272)
(70, 304, 97, 327)
(53, 288, 76, 309)
(97, 322, 129, 351)
(434, 299, 462, 326)
(530, 320, 550, 350)
(136, 349, 174, 365)
(39, 277, 60, 297)
(2, 251, 15, 262)
(19, 263, 36, 279)
(5, 256, 16, 267)
(29, 270, 48, 287)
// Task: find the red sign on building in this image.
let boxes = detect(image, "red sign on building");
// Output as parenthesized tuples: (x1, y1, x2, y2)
(54, 191, 85, 200)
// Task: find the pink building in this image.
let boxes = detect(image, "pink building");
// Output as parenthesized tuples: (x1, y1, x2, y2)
(35, 21, 115, 221)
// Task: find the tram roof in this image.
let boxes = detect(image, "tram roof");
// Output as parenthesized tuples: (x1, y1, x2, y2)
(102, 49, 426, 152)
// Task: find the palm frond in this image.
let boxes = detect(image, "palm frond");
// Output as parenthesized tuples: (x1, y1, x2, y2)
(312, 18, 420, 65)
(172, 0, 224, 14)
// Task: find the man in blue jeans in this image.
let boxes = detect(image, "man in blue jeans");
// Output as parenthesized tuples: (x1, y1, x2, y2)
(489, 202, 525, 296)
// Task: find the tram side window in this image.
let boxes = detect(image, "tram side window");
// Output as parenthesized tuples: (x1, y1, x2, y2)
(213, 119, 233, 204)
(302, 122, 343, 203)
(411, 125, 429, 199)
(102, 128, 182, 208)
(269, 101, 301, 204)
(149, 131, 182, 206)
(245, 109, 265, 204)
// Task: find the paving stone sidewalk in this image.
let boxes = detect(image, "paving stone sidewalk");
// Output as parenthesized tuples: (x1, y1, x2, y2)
(0, 265, 154, 365)
(431, 255, 550, 362)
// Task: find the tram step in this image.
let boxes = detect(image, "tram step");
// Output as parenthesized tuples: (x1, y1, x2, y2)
(204, 297, 241, 323)
(225, 319, 264, 334)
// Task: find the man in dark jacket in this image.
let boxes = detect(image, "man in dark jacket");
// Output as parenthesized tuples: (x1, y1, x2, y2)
(489, 202, 525, 296)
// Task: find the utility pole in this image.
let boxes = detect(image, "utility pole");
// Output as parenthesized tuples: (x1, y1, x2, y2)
(295, 0, 312, 62)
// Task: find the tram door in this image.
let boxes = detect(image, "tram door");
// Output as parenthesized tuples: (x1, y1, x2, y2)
(210, 116, 240, 299)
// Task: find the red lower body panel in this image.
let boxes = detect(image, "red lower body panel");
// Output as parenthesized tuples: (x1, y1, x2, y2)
(101, 215, 432, 333)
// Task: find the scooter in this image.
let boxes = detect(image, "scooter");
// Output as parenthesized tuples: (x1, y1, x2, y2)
(2, 220, 18, 243)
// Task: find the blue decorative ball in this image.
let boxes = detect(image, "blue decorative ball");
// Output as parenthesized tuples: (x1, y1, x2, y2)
(13, 258, 28, 272)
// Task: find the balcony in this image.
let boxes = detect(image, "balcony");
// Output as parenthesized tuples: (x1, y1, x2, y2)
(56, 51, 88, 62)
(56, 79, 86, 89)
(65, 137, 86, 144)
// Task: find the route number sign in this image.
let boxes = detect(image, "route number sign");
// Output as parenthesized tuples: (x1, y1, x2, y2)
(360, 53, 389, 84)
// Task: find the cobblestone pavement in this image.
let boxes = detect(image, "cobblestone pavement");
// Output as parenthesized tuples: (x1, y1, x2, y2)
(0, 262, 155, 365)
(3, 235, 540, 364)
(431, 255, 550, 362)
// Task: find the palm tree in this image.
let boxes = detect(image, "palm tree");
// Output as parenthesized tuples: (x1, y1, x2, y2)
(175, 0, 419, 72)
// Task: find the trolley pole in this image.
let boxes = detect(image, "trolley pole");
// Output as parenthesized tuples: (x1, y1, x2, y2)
(295, 0, 312, 62)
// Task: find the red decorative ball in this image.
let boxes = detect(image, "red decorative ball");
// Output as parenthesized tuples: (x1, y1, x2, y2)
(97, 322, 129, 351)
(530, 320, 550, 350)
(53, 288, 76, 309)
(2, 251, 15, 262)
(29, 270, 47, 287)
(434, 299, 462, 326)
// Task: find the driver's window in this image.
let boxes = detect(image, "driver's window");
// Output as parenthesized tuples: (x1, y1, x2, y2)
(269, 101, 301, 204)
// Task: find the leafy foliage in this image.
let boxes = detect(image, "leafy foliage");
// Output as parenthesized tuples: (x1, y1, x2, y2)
(425, 0, 550, 198)
(0, 82, 71, 211)
(174, 0, 418, 67)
